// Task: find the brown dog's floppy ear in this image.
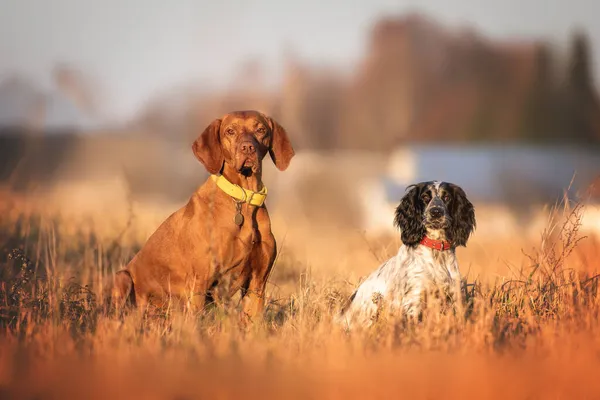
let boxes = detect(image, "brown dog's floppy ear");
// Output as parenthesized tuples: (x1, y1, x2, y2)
(192, 118, 223, 174)
(266, 116, 295, 171)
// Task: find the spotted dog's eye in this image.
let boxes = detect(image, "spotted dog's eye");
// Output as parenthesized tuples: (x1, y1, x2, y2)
(442, 193, 450, 202)
(421, 193, 431, 203)
(256, 126, 266, 135)
(226, 128, 235, 136)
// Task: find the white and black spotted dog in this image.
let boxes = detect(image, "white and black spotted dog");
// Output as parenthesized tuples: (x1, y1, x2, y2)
(338, 181, 476, 329)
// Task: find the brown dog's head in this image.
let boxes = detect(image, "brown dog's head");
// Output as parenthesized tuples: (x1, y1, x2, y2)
(192, 110, 295, 177)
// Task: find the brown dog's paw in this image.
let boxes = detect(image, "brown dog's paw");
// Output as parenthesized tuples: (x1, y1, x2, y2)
(102, 270, 136, 315)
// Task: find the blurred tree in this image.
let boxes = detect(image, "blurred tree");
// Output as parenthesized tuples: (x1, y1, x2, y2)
(301, 70, 343, 150)
(561, 31, 600, 144)
(467, 45, 494, 141)
(53, 63, 104, 120)
(358, 16, 417, 149)
(519, 43, 557, 142)
(280, 51, 342, 150)
(231, 57, 265, 94)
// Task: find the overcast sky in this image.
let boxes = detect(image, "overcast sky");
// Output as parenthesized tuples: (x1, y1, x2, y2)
(1, 0, 599, 122)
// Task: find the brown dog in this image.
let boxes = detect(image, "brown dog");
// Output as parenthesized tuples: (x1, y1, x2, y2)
(110, 110, 294, 320)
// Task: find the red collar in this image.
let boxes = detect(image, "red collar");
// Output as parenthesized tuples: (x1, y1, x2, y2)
(420, 236, 453, 251)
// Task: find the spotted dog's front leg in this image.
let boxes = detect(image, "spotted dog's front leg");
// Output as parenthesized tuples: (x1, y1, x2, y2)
(401, 277, 426, 321)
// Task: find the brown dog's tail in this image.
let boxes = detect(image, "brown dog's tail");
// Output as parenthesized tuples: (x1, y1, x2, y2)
(103, 269, 136, 312)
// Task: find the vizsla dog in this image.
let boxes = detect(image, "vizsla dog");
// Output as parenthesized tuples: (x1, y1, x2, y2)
(110, 110, 294, 320)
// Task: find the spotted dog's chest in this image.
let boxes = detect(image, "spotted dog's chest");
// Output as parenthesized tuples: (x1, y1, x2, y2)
(389, 247, 459, 290)
(421, 260, 455, 284)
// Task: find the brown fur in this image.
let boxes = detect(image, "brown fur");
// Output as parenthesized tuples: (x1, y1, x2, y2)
(108, 110, 294, 321)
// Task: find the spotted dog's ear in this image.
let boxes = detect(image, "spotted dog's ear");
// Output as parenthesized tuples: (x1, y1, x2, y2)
(394, 184, 426, 247)
(447, 183, 476, 247)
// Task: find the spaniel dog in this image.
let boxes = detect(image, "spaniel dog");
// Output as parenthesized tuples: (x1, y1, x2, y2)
(337, 181, 476, 329)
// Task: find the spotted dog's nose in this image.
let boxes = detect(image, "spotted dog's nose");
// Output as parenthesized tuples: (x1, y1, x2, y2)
(429, 207, 444, 219)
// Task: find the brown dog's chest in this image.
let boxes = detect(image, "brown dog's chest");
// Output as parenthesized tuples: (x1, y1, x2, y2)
(229, 203, 272, 251)
(199, 201, 275, 298)
(231, 203, 260, 245)
(210, 200, 274, 268)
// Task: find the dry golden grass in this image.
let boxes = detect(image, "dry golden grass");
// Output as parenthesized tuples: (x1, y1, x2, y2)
(1, 187, 600, 399)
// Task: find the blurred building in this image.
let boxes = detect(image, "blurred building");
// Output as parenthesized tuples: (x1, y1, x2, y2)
(0, 73, 101, 131)
(383, 144, 600, 205)
(359, 144, 600, 237)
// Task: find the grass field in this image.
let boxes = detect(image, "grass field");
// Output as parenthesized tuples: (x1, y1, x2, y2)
(1, 186, 599, 399)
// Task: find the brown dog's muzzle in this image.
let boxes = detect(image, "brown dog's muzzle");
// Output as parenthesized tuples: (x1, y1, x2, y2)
(235, 135, 262, 175)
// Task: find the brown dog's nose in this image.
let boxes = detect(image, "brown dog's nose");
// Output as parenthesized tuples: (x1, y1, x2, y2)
(240, 141, 256, 154)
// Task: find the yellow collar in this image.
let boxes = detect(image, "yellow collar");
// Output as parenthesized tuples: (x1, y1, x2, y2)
(210, 174, 268, 207)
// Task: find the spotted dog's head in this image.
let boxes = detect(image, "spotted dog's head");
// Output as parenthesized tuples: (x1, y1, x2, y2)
(393, 181, 476, 248)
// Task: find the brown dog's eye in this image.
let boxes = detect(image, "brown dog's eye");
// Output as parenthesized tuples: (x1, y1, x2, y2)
(226, 128, 235, 136)
(256, 126, 266, 135)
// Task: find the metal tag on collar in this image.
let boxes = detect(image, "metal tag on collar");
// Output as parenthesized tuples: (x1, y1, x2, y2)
(234, 201, 244, 226)
(233, 185, 247, 226)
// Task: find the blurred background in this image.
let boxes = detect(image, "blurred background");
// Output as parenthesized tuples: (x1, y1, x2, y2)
(1, 0, 600, 276)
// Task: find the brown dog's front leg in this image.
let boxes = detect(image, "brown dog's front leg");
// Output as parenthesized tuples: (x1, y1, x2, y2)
(241, 242, 276, 322)
(241, 280, 267, 321)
